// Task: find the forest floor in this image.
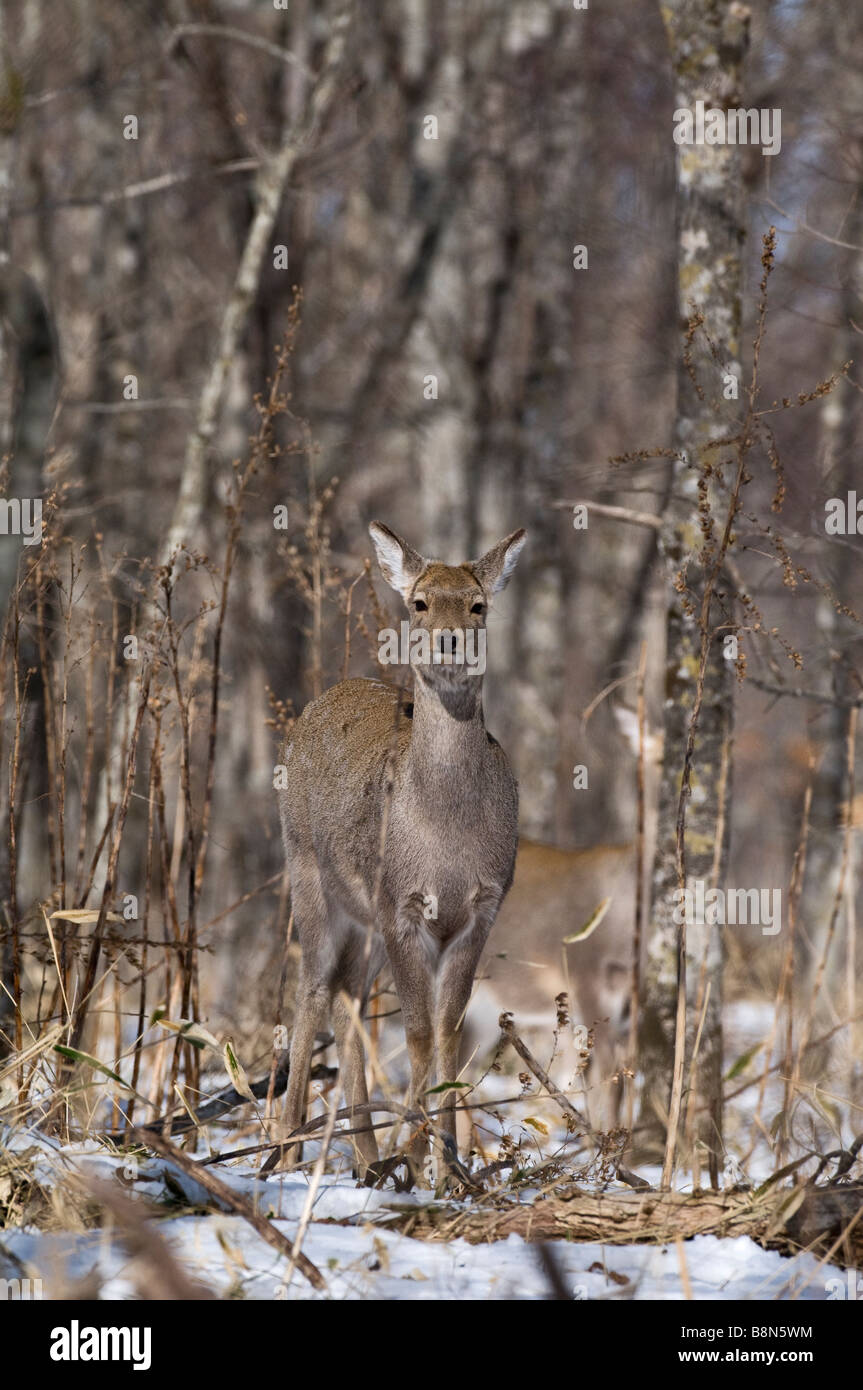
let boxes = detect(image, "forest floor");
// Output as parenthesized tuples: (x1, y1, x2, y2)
(0, 1129, 849, 1301)
(2, 999, 860, 1301)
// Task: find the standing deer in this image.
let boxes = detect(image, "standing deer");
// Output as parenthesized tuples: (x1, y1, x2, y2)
(278, 521, 526, 1178)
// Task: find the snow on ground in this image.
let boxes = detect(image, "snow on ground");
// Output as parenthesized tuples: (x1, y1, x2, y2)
(0, 1132, 845, 1301)
(4, 1210, 841, 1302)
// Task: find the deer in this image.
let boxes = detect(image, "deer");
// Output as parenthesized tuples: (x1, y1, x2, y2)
(277, 520, 526, 1181)
(464, 840, 642, 1131)
(463, 707, 663, 1131)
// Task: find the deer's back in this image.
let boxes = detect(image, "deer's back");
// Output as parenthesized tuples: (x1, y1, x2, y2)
(279, 676, 405, 848)
(279, 677, 518, 939)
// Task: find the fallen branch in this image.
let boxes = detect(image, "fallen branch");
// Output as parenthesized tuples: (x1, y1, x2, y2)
(129, 1126, 325, 1292)
(372, 1180, 863, 1262)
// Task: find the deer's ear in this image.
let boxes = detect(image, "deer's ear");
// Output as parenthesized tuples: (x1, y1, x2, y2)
(369, 522, 427, 599)
(470, 529, 526, 596)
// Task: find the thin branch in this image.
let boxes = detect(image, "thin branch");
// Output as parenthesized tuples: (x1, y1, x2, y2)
(11, 159, 260, 216)
(552, 499, 662, 530)
(167, 24, 314, 78)
(161, 1, 352, 564)
(762, 195, 863, 253)
(626, 642, 648, 1132)
(64, 398, 194, 414)
(748, 678, 862, 708)
(498, 1014, 593, 1136)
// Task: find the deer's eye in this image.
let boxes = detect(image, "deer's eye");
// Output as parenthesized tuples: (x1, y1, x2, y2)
(414, 598, 427, 612)
(470, 602, 484, 615)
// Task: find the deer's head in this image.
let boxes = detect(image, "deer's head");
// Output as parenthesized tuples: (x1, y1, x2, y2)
(369, 522, 526, 688)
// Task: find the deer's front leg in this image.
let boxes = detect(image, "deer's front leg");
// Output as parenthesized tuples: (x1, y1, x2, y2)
(435, 888, 502, 1151)
(387, 907, 436, 1179)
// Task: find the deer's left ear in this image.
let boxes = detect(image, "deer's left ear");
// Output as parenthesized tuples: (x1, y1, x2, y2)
(470, 529, 527, 596)
(369, 521, 427, 600)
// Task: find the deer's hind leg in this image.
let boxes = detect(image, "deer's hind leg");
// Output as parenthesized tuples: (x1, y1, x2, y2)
(386, 910, 436, 1183)
(282, 861, 337, 1169)
(330, 925, 387, 1177)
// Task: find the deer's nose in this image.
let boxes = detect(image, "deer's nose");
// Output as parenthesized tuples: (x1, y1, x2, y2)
(436, 631, 457, 656)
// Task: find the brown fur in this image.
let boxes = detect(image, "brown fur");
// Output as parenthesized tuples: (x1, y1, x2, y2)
(466, 840, 643, 1126)
(277, 522, 526, 1175)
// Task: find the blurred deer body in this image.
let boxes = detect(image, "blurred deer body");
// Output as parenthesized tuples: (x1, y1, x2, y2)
(467, 842, 640, 1091)
(465, 737, 659, 1128)
(278, 522, 526, 1175)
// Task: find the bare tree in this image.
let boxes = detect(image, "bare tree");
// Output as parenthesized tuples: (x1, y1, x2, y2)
(638, 0, 751, 1185)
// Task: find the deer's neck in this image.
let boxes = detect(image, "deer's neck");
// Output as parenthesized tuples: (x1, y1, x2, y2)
(406, 674, 490, 796)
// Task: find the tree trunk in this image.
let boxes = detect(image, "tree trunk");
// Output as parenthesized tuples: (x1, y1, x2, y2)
(798, 162, 863, 1080)
(638, 0, 750, 1183)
